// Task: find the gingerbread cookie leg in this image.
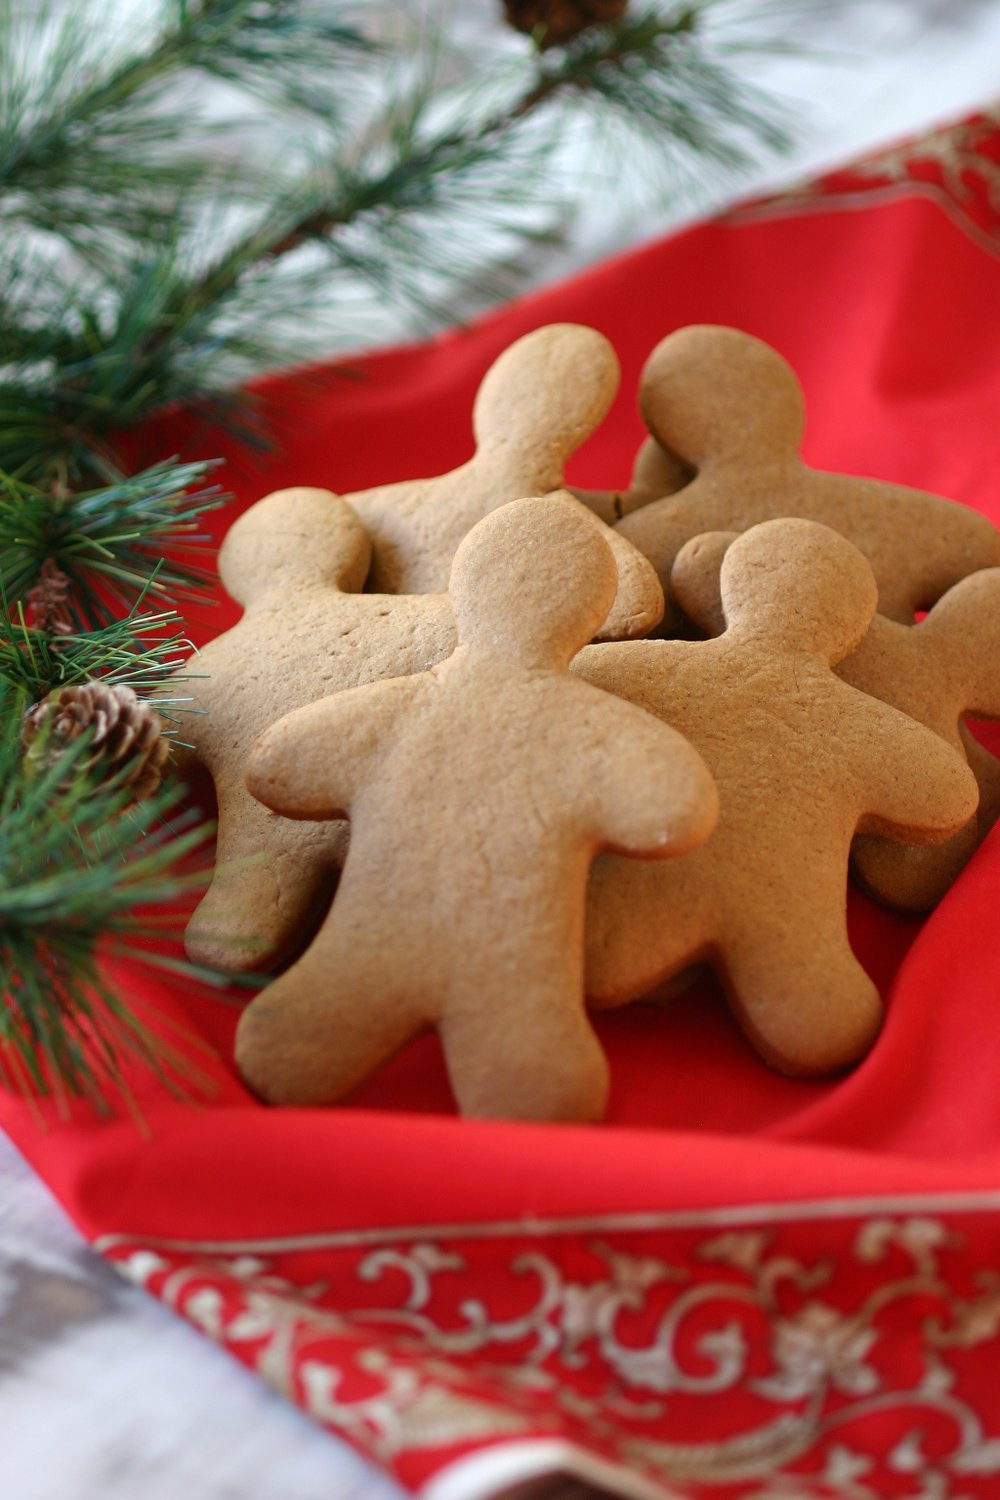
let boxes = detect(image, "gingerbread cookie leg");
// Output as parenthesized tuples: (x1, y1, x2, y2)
(184, 773, 345, 971)
(722, 913, 884, 1077)
(440, 953, 609, 1122)
(235, 928, 424, 1106)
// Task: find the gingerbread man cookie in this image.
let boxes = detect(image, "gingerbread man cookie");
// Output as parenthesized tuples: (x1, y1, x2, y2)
(576, 519, 979, 1077)
(344, 323, 664, 639)
(177, 487, 456, 972)
(672, 533, 1000, 911)
(238, 496, 717, 1122)
(615, 325, 1000, 628)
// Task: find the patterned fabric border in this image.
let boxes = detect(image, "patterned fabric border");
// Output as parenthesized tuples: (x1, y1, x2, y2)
(731, 108, 1000, 256)
(99, 1194, 1000, 1498)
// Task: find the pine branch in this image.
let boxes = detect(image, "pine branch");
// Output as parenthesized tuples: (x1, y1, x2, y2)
(0, 685, 217, 1115)
(1, 2, 798, 478)
(524, 3, 792, 161)
(0, 460, 226, 618)
(0, 0, 373, 250)
(143, 2, 794, 294)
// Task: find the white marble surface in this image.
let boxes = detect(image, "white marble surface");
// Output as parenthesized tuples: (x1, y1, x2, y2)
(0, 1132, 406, 1500)
(3, 3, 1000, 1497)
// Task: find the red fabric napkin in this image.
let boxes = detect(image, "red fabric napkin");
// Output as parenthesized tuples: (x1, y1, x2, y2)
(5, 107, 1000, 1500)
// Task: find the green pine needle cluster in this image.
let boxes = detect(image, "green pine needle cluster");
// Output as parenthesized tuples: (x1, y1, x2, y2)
(0, 595, 199, 717)
(1, 0, 373, 249)
(1, 0, 795, 483)
(0, 0, 799, 1108)
(0, 460, 226, 622)
(0, 685, 219, 1117)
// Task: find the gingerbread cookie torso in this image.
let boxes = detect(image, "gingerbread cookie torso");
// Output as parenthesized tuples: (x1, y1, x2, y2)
(576, 519, 979, 1077)
(177, 487, 456, 972)
(344, 323, 664, 640)
(615, 325, 1000, 629)
(238, 496, 717, 1122)
(672, 532, 1000, 912)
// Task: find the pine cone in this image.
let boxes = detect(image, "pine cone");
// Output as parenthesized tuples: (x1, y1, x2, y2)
(22, 682, 170, 804)
(502, 0, 627, 47)
(25, 558, 74, 637)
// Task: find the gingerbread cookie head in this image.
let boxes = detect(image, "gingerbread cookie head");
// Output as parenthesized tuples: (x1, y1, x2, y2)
(718, 518, 877, 661)
(471, 323, 620, 475)
(674, 524, 878, 662)
(238, 494, 717, 1121)
(451, 490, 618, 667)
(908, 568, 1000, 720)
(341, 324, 663, 641)
(219, 486, 371, 607)
(640, 325, 805, 467)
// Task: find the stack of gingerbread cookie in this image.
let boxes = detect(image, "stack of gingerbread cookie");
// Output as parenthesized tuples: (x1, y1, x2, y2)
(176, 323, 1000, 1122)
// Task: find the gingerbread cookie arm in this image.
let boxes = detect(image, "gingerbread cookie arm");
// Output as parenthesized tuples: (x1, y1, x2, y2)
(166, 731, 199, 778)
(589, 707, 717, 855)
(574, 638, 685, 717)
(963, 727, 1000, 847)
(569, 484, 625, 526)
(615, 500, 714, 628)
(247, 678, 418, 822)
(670, 530, 738, 636)
(571, 649, 717, 853)
(852, 695, 979, 843)
(848, 569, 1000, 912)
(917, 569, 1000, 717)
(219, 487, 370, 609)
(627, 435, 690, 506)
(572, 434, 690, 525)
